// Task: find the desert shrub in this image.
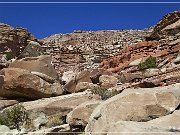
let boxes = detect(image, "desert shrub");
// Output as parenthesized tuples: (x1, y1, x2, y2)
(138, 56, 157, 70)
(0, 104, 27, 130)
(5, 52, 15, 61)
(90, 87, 119, 100)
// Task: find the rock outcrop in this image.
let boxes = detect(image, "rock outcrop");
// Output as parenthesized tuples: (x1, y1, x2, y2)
(0, 68, 63, 100)
(21, 92, 101, 131)
(0, 23, 36, 56)
(85, 84, 180, 134)
(9, 55, 58, 79)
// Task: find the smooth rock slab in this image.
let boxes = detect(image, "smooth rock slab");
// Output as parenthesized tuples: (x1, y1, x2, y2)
(148, 110, 180, 129)
(107, 121, 180, 135)
(67, 100, 102, 127)
(22, 92, 101, 131)
(85, 83, 180, 135)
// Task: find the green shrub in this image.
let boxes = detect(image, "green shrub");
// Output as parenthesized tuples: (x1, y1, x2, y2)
(5, 52, 15, 61)
(90, 87, 119, 100)
(0, 104, 27, 130)
(138, 56, 157, 70)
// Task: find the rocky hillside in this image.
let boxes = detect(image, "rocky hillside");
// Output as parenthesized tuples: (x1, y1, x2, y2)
(0, 10, 179, 135)
(0, 23, 36, 56)
(41, 29, 151, 75)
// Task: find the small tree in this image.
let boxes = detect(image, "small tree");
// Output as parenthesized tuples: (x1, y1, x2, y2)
(0, 104, 27, 130)
(138, 56, 157, 70)
(5, 52, 15, 61)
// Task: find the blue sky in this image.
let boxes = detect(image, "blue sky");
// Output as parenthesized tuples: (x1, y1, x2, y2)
(0, 1, 179, 38)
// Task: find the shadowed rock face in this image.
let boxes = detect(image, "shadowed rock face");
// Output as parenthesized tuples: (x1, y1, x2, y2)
(9, 55, 58, 79)
(0, 68, 63, 100)
(147, 10, 180, 40)
(0, 23, 36, 56)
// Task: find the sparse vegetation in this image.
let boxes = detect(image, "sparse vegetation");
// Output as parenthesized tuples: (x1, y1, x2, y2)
(90, 86, 119, 100)
(0, 104, 27, 130)
(5, 52, 15, 61)
(138, 56, 157, 70)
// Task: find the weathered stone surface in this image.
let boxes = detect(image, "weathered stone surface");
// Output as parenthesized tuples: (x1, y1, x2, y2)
(107, 121, 180, 135)
(75, 82, 92, 92)
(67, 100, 102, 127)
(0, 68, 63, 100)
(85, 84, 180, 134)
(0, 23, 36, 57)
(129, 58, 144, 66)
(144, 68, 161, 77)
(118, 72, 143, 83)
(22, 92, 100, 130)
(26, 124, 71, 135)
(62, 70, 76, 84)
(9, 55, 58, 79)
(0, 125, 12, 135)
(148, 110, 180, 129)
(90, 68, 112, 84)
(99, 75, 118, 89)
(64, 70, 92, 93)
(17, 40, 42, 59)
(41, 29, 149, 74)
(148, 10, 180, 40)
(0, 100, 18, 110)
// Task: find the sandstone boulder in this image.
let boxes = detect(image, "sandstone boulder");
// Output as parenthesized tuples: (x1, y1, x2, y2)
(85, 83, 180, 135)
(144, 68, 161, 77)
(62, 70, 76, 84)
(17, 40, 42, 59)
(0, 68, 63, 100)
(9, 55, 58, 79)
(90, 68, 112, 84)
(64, 70, 92, 93)
(99, 75, 118, 89)
(75, 82, 92, 92)
(22, 92, 100, 130)
(118, 72, 143, 83)
(66, 101, 102, 128)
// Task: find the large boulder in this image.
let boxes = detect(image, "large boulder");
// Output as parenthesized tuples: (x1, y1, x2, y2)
(22, 91, 101, 131)
(64, 70, 92, 93)
(66, 100, 102, 128)
(89, 68, 112, 84)
(9, 55, 58, 79)
(0, 68, 63, 100)
(107, 121, 179, 135)
(17, 40, 42, 59)
(85, 83, 180, 135)
(99, 75, 118, 89)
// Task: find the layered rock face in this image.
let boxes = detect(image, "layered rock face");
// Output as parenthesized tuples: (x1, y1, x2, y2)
(0, 23, 36, 56)
(41, 29, 150, 75)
